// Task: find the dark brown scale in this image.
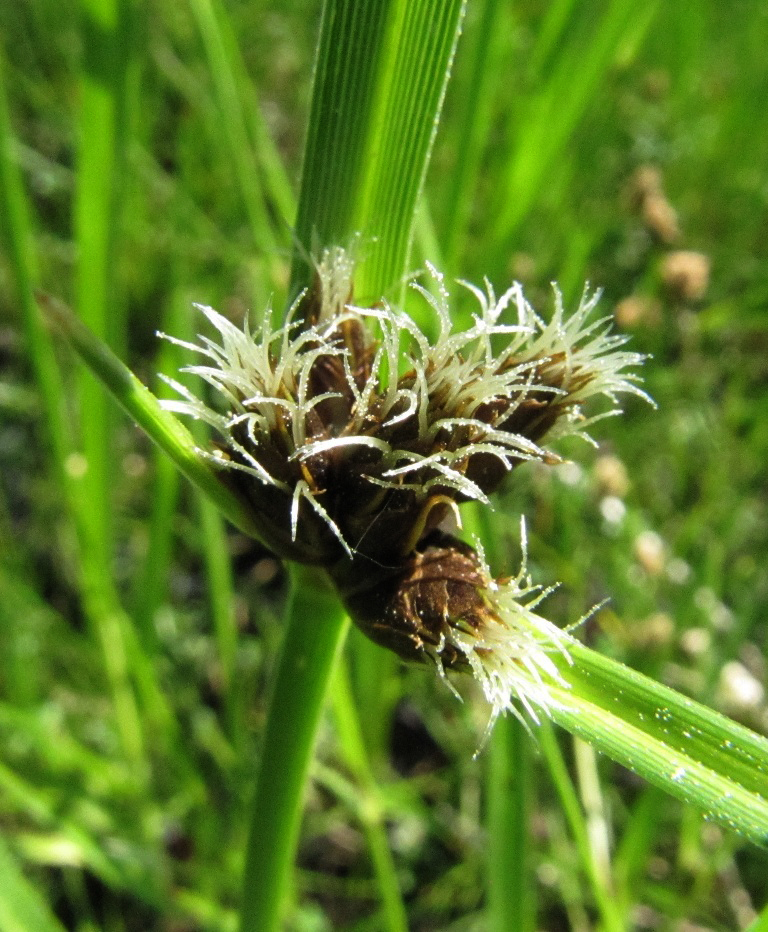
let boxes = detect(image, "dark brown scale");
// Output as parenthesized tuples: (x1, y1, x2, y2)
(338, 316, 375, 389)
(307, 352, 353, 434)
(296, 267, 341, 328)
(213, 305, 597, 570)
(333, 533, 491, 668)
(305, 316, 377, 433)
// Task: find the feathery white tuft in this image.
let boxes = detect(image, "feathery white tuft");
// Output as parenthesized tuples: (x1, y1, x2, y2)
(159, 252, 650, 553)
(427, 524, 575, 729)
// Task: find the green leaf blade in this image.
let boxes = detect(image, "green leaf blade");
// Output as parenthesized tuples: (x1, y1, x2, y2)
(550, 643, 768, 846)
(40, 295, 263, 542)
(293, 0, 465, 301)
(0, 834, 67, 932)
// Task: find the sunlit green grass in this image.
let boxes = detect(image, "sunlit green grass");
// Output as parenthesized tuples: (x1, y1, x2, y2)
(2, 0, 768, 929)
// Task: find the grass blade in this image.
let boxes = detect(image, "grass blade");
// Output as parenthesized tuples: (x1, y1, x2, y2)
(292, 0, 465, 300)
(188, 0, 286, 260)
(75, 0, 135, 556)
(538, 724, 624, 932)
(40, 294, 263, 542)
(0, 52, 71, 489)
(440, 0, 505, 271)
(0, 833, 66, 932)
(331, 658, 408, 932)
(491, 0, 659, 251)
(550, 642, 768, 846)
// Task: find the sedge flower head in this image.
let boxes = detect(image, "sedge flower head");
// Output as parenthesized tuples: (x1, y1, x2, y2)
(160, 248, 650, 568)
(338, 526, 574, 727)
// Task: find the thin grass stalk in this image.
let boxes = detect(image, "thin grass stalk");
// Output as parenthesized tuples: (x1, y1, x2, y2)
(188, 0, 280, 269)
(239, 566, 349, 932)
(75, 0, 134, 557)
(197, 494, 238, 724)
(347, 628, 397, 763)
(490, 0, 660, 255)
(0, 832, 67, 932)
(191, 0, 296, 229)
(39, 294, 241, 761)
(573, 737, 614, 894)
(331, 658, 408, 932)
(612, 786, 662, 911)
(0, 53, 70, 489)
(0, 759, 116, 889)
(526, 0, 580, 80)
(3, 36, 146, 763)
(538, 724, 624, 932)
(74, 0, 152, 762)
(131, 442, 179, 647)
(441, 0, 504, 271)
(0, 752, 166, 904)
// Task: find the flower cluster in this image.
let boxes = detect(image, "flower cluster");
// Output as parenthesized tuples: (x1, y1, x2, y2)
(339, 525, 575, 727)
(162, 248, 648, 722)
(162, 250, 647, 560)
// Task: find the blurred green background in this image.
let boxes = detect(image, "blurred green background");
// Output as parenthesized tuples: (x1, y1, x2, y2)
(1, 0, 767, 929)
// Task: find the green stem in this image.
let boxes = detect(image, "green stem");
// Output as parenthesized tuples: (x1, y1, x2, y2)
(239, 567, 349, 932)
(197, 494, 238, 727)
(188, 0, 279, 255)
(0, 832, 67, 932)
(442, 0, 504, 271)
(487, 716, 534, 932)
(75, 0, 134, 560)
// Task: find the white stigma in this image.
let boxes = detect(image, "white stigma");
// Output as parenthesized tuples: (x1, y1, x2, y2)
(428, 522, 575, 731)
(158, 251, 650, 554)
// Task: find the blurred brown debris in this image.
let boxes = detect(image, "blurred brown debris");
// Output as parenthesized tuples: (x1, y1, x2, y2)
(661, 250, 711, 303)
(628, 165, 681, 243)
